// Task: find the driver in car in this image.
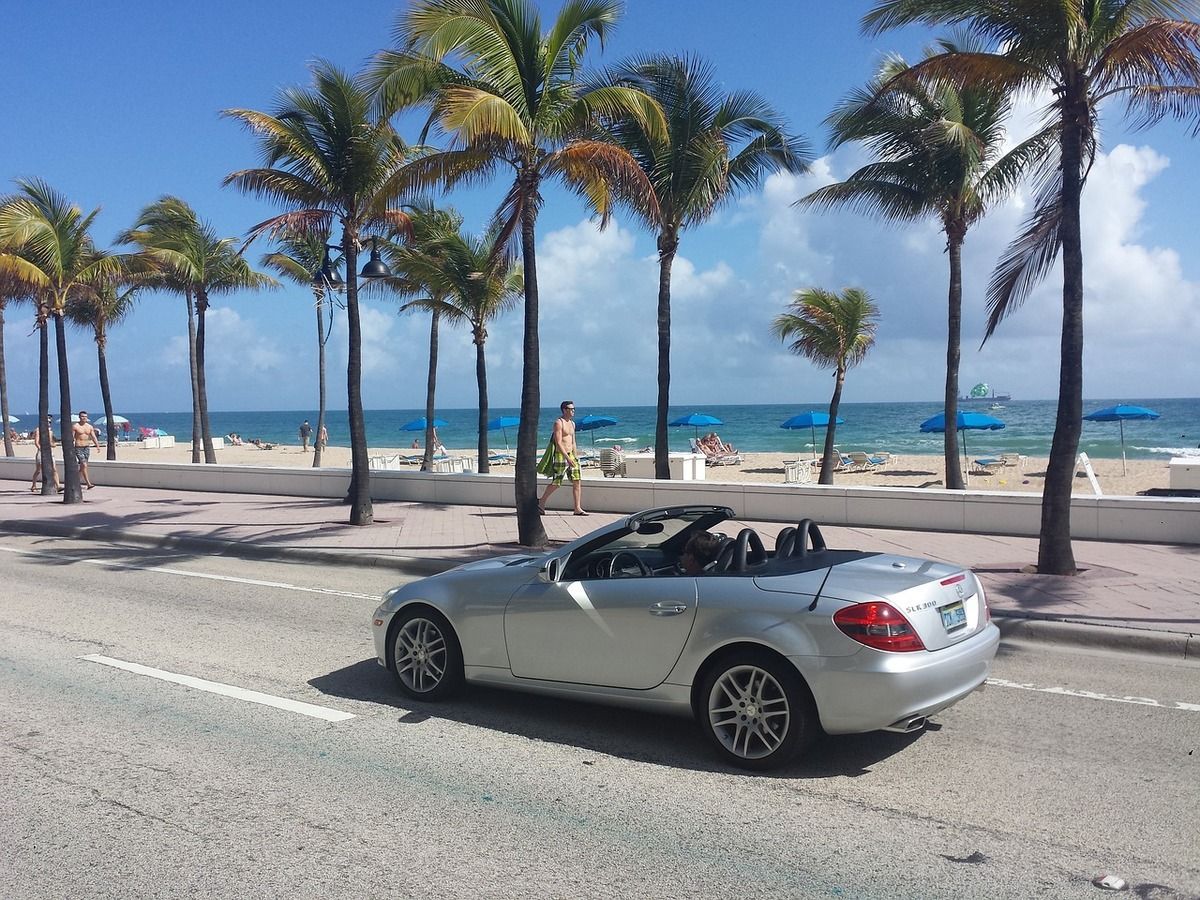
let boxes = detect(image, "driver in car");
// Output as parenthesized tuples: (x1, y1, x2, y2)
(678, 531, 723, 575)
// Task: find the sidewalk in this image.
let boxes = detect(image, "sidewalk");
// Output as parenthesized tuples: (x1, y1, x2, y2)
(2, 483, 1196, 657)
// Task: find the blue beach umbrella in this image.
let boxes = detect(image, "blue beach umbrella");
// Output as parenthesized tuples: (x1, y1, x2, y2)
(576, 414, 619, 444)
(920, 411, 1005, 467)
(1083, 404, 1160, 475)
(669, 412, 723, 440)
(401, 416, 448, 432)
(781, 411, 845, 460)
(487, 415, 521, 449)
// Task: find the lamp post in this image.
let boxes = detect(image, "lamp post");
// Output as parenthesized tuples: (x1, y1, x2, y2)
(312, 237, 393, 492)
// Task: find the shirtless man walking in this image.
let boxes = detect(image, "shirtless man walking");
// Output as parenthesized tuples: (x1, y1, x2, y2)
(30, 414, 60, 493)
(537, 400, 586, 516)
(72, 410, 101, 489)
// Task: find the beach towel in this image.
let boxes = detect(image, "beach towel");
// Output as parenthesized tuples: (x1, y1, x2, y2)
(536, 442, 580, 484)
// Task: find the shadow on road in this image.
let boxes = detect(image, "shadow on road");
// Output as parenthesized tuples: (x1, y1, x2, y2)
(309, 658, 925, 779)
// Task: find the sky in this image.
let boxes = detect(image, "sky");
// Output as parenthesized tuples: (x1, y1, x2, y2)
(3, 0, 1198, 415)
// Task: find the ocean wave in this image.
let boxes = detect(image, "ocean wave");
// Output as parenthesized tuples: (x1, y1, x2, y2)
(1134, 446, 1200, 457)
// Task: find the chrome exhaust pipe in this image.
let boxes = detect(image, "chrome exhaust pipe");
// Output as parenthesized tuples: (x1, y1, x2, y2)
(883, 715, 927, 734)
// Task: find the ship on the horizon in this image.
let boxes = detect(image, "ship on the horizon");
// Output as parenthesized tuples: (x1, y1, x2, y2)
(960, 382, 1011, 403)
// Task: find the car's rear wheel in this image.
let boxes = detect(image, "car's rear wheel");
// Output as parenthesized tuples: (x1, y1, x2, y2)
(391, 608, 463, 701)
(699, 651, 815, 770)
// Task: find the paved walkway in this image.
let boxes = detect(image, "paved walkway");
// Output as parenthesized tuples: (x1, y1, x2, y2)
(2, 483, 1197, 656)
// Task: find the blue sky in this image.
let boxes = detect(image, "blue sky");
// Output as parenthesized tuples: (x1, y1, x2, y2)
(3, 1, 1198, 415)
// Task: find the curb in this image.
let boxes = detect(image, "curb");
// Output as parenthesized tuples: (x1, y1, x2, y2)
(3, 520, 1195, 661)
(993, 615, 1196, 661)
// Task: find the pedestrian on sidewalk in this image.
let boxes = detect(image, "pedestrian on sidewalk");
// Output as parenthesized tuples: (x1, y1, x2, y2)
(72, 410, 101, 490)
(537, 400, 586, 516)
(30, 414, 61, 493)
(299, 419, 312, 452)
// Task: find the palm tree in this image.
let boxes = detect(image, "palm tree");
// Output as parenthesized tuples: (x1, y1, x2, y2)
(801, 36, 1044, 490)
(607, 54, 810, 479)
(0, 271, 31, 457)
(121, 197, 276, 465)
(772, 288, 879, 484)
(0, 179, 121, 502)
(65, 277, 140, 460)
(223, 62, 418, 526)
(262, 231, 341, 468)
(382, 210, 523, 474)
(862, 2, 1200, 573)
(368, 0, 664, 547)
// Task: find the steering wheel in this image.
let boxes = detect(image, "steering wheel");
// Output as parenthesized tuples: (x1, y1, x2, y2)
(608, 551, 650, 578)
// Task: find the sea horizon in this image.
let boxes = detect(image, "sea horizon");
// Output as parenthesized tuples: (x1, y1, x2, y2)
(47, 397, 1200, 462)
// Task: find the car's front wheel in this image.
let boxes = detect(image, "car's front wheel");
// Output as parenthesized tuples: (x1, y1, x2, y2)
(390, 607, 464, 701)
(699, 651, 815, 770)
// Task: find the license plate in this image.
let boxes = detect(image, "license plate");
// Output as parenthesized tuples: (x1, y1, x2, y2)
(940, 600, 967, 631)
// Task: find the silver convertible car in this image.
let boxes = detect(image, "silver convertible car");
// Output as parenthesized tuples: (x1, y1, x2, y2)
(372, 505, 999, 770)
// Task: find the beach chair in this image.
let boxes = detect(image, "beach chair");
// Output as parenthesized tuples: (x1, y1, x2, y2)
(488, 451, 515, 466)
(576, 448, 600, 467)
(1000, 453, 1026, 472)
(971, 456, 1003, 475)
(690, 437, 740, 466)
(599, 448, 626, 478)
(846, 451, 884, 471)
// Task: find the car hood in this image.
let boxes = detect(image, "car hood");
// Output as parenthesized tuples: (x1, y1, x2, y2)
(448, 552, 547, 574)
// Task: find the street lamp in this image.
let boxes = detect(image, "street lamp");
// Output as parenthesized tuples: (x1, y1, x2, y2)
(311, 237, 393, 288)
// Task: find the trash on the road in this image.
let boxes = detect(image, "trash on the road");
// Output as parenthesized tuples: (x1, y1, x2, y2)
(1091, 873, 1128, 891)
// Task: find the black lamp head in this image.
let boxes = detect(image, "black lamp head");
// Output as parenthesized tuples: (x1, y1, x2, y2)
(359, 237, 393, 279)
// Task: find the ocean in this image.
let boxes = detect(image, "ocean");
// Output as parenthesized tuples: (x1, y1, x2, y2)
(95, 398, 1200, 461)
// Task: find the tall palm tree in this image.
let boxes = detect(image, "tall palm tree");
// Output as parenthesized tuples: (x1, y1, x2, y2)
(383, 210, 523, 474)
(121, 197, 276, 464)
(223, 62, 418, 526)
(368, 0, 664, 546)
(607, 54, 810, 479)
(801, 36, 1044, 490)
(65, 277, 140, 460)
(772, 288, 879, 484)
(862, 2, 1200, 573)
(0, 271, 31, 457)
(0, 179, 121, 502)
(262, 231, 341, 468)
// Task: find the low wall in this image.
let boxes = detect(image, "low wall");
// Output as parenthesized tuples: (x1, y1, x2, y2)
(2, 455, 1196, 545)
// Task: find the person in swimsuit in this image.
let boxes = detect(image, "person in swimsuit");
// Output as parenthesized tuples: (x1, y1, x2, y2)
(537, 400, 586, 515)
(72, 410, 101, 489)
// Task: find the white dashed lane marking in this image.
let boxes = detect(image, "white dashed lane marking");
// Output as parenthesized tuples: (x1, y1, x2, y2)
(987, 677, 1200, 713)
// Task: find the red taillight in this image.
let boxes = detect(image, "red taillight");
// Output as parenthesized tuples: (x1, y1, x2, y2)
(833, 602, 926, 652)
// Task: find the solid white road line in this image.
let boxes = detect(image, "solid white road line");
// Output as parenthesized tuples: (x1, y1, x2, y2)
(987, 677, 1200, 713)
(81, 654, 355, 722)
(0, 545, 380, 600)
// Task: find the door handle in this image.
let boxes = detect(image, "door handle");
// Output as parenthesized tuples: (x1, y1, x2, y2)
(649, 601, 688, 617)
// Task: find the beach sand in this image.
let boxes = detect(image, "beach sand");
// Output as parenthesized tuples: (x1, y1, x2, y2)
(5, 441, 1172, 496)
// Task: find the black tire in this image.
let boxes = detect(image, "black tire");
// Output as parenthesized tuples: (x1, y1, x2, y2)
(698, 650, 816, 770)
(390, 606, 464, 701)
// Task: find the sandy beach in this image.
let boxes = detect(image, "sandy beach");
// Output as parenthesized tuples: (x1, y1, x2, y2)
(5, 441, 1172, 496)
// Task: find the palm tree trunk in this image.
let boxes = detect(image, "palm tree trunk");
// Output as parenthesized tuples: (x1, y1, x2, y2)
(0, 303, 13, 458)
(54, 312, 81, 503)
(819, 369, 847, 486)
(1038, 99, 1085, 576)
(37, 317, 54, 495)
(421, 309, 440, 472)
(655, 232, 678, 480)
(944, 230, 964, 490)
(476, 329, 489, 474)
(313, 289, 327, 469)
(195, 290, 216, 464)
(186, 289, 202, 464)
(343, 230, 373, 525)
(515, 179, 546, 547)
(97, 328, 117, 461)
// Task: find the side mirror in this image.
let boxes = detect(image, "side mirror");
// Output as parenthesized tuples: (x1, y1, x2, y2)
(539, 557, 565, 583)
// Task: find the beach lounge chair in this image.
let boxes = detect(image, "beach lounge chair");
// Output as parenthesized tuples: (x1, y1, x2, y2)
(599, 448, 626, 478)
(971, 456, 1003, 475)
(846, 451, 884, 471)
(1000, 453, 1026, 472)
(690, 437, 741, 466)
(487, 451, 515, 465)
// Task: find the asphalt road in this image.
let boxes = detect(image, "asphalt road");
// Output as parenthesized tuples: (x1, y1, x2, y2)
(1, 533, 1197, 899)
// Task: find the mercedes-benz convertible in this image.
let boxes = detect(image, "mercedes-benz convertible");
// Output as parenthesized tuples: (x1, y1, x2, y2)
(372, 505, 999, 769)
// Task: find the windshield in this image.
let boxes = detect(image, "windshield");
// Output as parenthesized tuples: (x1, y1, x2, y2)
(605, 509, 725, 551)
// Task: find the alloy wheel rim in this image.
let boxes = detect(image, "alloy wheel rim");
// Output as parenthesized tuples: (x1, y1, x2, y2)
(708, 665, 790, 759)
(395, 617, 447, 693)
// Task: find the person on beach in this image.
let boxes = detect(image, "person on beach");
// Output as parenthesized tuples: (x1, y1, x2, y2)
(411, 438, 421, 449)
(30, 415, 60, 493)
(72, 410, 100, 489)
(299, 419, 312, 452)
(537, 400, 586, 515)
(317, 424, 327, 450)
